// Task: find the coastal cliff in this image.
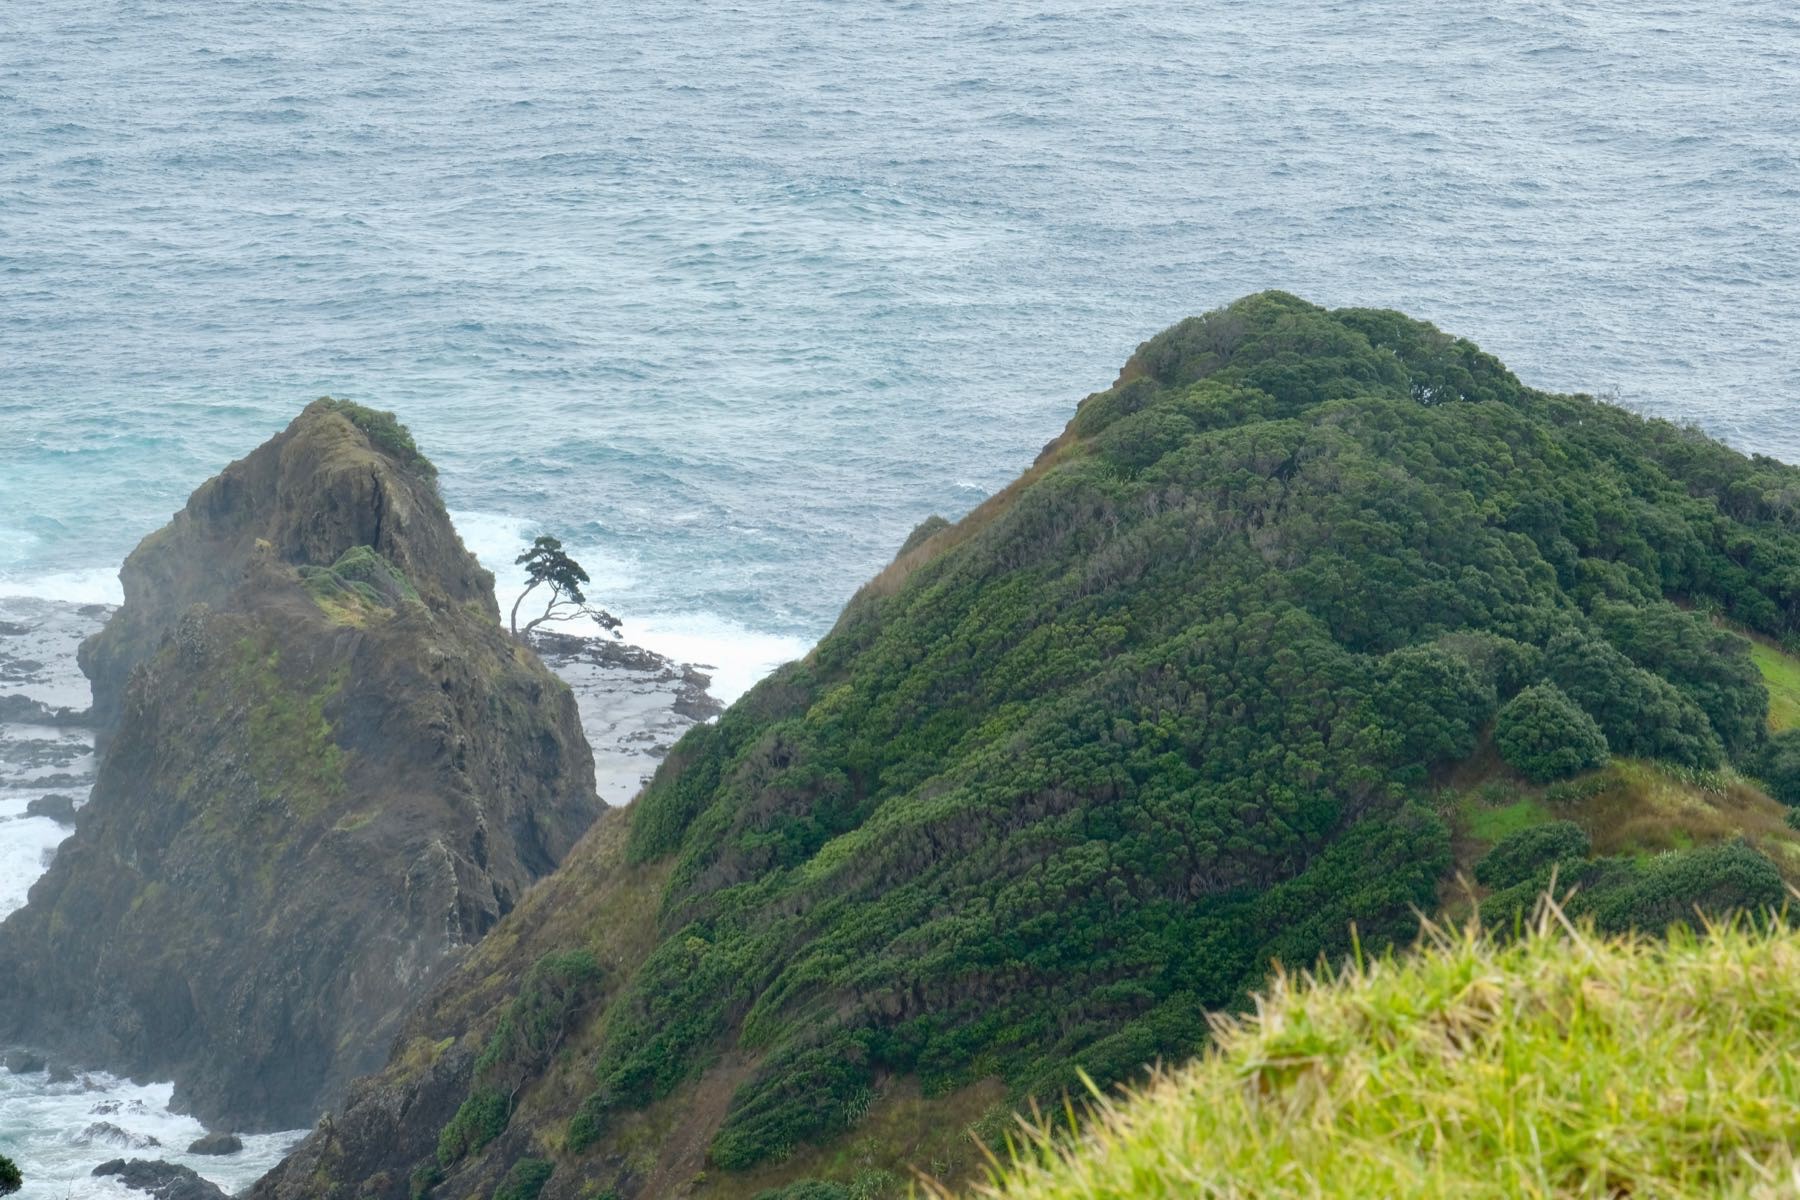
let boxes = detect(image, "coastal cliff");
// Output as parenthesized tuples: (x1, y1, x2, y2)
(250, 295, 1800, 1200)
(0, 400, 603, 1130)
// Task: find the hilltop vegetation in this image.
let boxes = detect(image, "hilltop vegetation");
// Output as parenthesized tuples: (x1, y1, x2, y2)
(256, 293, 1800, 1200)
(958, 909, 1800, 1200)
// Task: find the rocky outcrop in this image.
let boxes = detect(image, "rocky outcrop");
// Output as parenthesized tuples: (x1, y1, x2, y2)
(78, 401, 492, 738)
(92, 1159, 229, 1200)
(0, 400, 602, 1130)
(187, 1132, 245, 1157)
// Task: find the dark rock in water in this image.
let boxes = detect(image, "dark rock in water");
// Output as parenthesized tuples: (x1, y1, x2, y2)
(81, 1121, 162, 1149)
(26, 793, 79, 825)
(0, 597, 110, 714)
(48, 1062, 76, 1082)
(0, 693, 91, 727)
(4, 1049, 45, 1073)
(92, 1159, 228, 1200)
(0, 401, 602, 1131)
(0, 694, 55, 723)
(186, 1132, 244, 1156)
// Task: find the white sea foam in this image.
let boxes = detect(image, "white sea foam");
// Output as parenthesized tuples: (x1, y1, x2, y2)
(452, 509, 805, 704)
(0, 1068, 304, 1199)
(0, 802, 70, 920)
(624, 612, 811, 706)
(0, 569, 123, 607)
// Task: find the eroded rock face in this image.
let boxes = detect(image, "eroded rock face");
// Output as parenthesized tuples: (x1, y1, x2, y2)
(0, 401, 602, 1130)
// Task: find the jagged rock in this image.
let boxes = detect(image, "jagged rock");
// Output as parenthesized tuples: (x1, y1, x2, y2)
(0, 401, 602, 1130)
(3, 1049, 45, 1073)
(81, 1122, 162, 1149)
(0, 694, 54, 723)
(92, 1159, 228, 1200)
(25, 793, 79, 825)
(186, 1132, 244, 1156)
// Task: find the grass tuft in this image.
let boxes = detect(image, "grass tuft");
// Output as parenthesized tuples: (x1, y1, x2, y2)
(953, 901, 1800, 1200)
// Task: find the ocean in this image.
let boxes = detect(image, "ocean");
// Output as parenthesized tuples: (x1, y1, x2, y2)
(2, 0, 1797, 1193)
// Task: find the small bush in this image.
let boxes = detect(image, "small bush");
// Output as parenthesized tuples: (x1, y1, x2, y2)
(1496, 683, 1609, 783)
(1474, 822, 1590, 890)
(1586, 840, 1785, 935)
(0, 1154, 21, 1197)
(1758, 729, 1800, 806)
(436, 1088, 511, 1167)
(493, 1158, 554, 1200)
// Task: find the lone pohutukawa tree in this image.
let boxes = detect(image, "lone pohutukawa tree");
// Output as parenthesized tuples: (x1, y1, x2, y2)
(510, 536, 623, 641)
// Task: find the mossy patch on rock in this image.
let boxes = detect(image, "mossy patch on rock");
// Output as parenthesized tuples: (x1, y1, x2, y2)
(301, 545, 421, 625)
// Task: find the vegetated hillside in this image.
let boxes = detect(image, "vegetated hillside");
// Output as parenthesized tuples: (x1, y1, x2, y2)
(255, 293, 1800, 1200)
(0, 400, 602, 1130)
(954, 906, 1800, 1200)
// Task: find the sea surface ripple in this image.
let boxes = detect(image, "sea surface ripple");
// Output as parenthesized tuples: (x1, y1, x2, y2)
(2, 0, 1796, 659)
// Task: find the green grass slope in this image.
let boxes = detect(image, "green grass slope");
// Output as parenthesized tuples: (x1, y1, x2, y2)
(253, 292, 1800, 1200)
(958, 908, 1800, 1200)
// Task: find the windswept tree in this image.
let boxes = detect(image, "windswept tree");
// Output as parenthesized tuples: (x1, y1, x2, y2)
(510, 536, 622, 641)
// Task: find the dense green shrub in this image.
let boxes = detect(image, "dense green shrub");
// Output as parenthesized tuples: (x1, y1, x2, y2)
(1545, 632, 1722, 769)
(475, 950, 604, 1092)
(408, 1162, 441, 1200)
(1591, 601, 1767, 761)
(1759, 729, 1800, 806)
(1495, 684, 1610, 783)
(492, 1158, 554, 1200)
(1479, 840, 1785, 936)
(0, 1154, 20, 1197)
(436, 1089, 510, 1167)
(318, 397, 437, 478)
(441, 950, 604, 1161)
(752, 1185, 852, 1200)
(542, 294, 1800, 1172)
(1585, 840, 1785, 934)
(1475, 822, 1592, 890)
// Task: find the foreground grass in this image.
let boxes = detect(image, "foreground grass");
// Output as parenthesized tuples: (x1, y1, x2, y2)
(957, 906, 1800, 1200)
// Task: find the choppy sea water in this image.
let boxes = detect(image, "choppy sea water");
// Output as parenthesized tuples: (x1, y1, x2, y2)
(2, 0, 1798, 1192)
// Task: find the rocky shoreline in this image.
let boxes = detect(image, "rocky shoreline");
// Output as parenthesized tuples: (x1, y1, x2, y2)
(527, 629, 722, 805)
(0, 596, 106, 921)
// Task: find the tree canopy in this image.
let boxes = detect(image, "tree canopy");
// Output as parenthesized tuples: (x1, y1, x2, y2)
(510, 536, 622, 641)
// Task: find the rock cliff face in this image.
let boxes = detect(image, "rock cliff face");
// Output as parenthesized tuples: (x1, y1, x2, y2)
(0, 400, 602, 1130)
